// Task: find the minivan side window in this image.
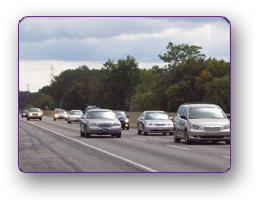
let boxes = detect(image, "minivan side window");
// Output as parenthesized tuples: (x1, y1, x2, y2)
(176, 106, 182, 116)
(181, 107, 188, 119)
(178, 106, 185, 117)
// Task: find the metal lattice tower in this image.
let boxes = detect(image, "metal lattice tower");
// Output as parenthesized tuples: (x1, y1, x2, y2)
(49, 64, 54, 83)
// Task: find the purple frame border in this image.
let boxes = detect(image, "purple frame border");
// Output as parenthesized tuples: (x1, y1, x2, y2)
(0, 0, 256, 200)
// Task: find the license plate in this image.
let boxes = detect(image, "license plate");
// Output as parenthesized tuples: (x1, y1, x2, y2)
(158, 127, 163, 130)
(102, 129, 108, 133)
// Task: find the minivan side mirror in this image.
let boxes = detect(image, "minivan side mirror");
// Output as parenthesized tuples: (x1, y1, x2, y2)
(181, 115, 186, 120)
(226, 114, 230, 119)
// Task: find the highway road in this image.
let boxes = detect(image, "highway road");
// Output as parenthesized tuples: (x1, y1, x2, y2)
(19, 116, 230, 173)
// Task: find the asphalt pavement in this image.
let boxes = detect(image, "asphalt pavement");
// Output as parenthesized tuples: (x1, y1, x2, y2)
(18, 116, 230, 173)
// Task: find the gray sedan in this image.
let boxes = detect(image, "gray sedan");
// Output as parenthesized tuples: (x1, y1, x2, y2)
(137, 111, 174, 135)
(80, 109, 121, 138)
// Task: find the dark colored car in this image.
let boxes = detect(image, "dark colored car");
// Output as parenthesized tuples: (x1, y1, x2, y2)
(113, 110, 130, 130)
(21, 110, 28, 118)
(84, 105, 100, 113)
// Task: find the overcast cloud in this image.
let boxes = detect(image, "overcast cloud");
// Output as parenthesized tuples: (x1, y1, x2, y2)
(19, 16, 230, 92)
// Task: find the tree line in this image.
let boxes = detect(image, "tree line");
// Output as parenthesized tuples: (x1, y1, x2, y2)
(19, 42, 230, 113)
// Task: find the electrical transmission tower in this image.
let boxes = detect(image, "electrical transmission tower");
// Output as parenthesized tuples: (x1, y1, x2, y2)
(26, 84, 30, 92)
(49, 64, 54, 83)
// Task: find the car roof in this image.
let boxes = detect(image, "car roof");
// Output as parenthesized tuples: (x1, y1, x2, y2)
(87, 109, 112, 112)
(144, 110, 166, 112)
(70, 110, 82, 112)
(183, 103, 219, 108)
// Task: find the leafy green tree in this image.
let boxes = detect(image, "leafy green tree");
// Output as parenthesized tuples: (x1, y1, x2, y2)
(165, 80, 193, 112)
(158, 42, 206, 67)
(204, 75, 230, 112)
(99, 55, 141, 110)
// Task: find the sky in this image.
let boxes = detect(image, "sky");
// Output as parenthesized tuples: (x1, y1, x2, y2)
(19, 16, 230, 92)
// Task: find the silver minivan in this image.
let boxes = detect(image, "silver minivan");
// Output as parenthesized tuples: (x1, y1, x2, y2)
(173, 103, 230, 144)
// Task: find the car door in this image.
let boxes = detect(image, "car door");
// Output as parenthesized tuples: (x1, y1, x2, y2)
(138, 112, 145, 131)
(80, 112, 88, 132)
(180, 106, 188, 138)
(176, 106, 185, 137)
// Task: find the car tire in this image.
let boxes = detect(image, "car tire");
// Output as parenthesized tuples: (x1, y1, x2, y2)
(27, 118, 30, 121)
(126, 127, 129, 130)
(137, 124, 142, 135)
(80, 124, 85, 137)
(40, 118, 42, 121)
(116, 132, 121, 138)
(184, 130, 191, 144)
(85, 129, 90, 138)
(225, 140, 230, 144)
(174, 129, 180, 143)
(53, 118, 56, 121)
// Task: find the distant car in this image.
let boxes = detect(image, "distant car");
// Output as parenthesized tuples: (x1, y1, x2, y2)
(80, 109, 121, 138)
(67, 110, 83, 123)
(173, 103, 230, 144)
(137, 111, 174, 135)
(27, 108, 43, 121)
(84, 105, 100, 113)
(113, 110, 130, 130)
(21, 109, 28, 118)
(53, 109, 68, 121)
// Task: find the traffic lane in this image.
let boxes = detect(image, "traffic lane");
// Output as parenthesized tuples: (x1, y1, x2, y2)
(81, 131, 230, 172)
(20, 116, 230, 172)
(19, 120, 144, 172)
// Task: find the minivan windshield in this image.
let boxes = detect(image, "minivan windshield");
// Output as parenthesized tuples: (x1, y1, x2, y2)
(189, 107, 226, 119)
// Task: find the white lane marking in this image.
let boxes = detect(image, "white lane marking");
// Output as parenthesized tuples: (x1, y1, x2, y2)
(166, 144, 191, 151)
(222, 156, 230, 159)
(132, 137, 146, 141)
(25, 121, 158, 172)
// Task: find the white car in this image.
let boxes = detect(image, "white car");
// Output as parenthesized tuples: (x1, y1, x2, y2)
(67, 110, 83, 123)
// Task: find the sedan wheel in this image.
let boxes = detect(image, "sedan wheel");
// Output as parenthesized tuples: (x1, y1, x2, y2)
(80, 124, 85, 137)
(137, 125, 142, 135)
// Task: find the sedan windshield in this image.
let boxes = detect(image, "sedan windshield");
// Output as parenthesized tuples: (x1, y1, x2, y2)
(87, 111, 117, 119)
(29, 108, 40, 112)
(145, 112, 169, 120)
(56, 110, 66, 114)
(189, 107, 226, 119)
(70, 111, 82, 115)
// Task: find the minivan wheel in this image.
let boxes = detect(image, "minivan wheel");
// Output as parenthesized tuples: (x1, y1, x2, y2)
(80, 124, 85, 137)
(174, 129, 180, 143)
(225, 140, 230, 144)
(184, 130, 191, 144)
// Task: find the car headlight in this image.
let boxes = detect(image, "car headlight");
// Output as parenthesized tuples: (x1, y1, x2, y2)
(64, 114, 68, 117)
(29, 113, 33, 116)
(124, 118, 129, 123)
(167, 123, 173, 126)
(145, 122, 153, 126)
(190, 124, 201, 130)
(39, 112, 43, 116)
(88, 123, 98, 127)
(223, 124, 230, 129)
(112, 123, 121, 127)
(54, 114, 58, 117)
